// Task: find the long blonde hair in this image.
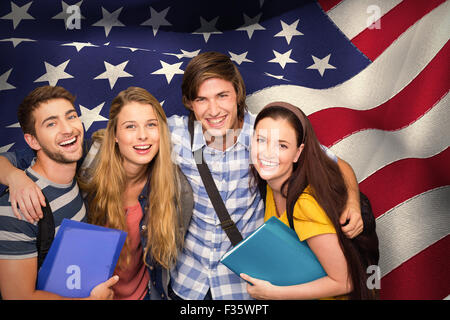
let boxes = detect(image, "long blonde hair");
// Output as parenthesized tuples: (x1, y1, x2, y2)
(79, 87, 182, 269)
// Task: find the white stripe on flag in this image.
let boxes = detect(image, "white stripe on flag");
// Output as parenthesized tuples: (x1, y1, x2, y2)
(377, 186, 450, 277)
(326, 0, 402, 40)
(330, 93, 449, 182)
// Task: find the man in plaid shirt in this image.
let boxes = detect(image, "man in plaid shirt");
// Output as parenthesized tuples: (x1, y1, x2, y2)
(167, 52, 363, 300)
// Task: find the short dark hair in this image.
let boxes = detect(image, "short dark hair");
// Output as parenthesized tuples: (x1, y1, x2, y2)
(181, 51, 247, 120)
(17, 86, 76, 135)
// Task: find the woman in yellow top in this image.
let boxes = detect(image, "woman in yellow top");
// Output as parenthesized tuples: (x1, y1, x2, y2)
(241, 102, 375, 300)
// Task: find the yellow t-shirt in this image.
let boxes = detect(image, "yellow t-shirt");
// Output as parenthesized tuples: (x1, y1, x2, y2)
(264, 185, 336, 240)
(264, 184, 347, 300)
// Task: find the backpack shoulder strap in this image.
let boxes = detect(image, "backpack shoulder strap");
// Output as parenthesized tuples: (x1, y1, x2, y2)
(36, 196, 55, 270)
(188, 117, 243, 246)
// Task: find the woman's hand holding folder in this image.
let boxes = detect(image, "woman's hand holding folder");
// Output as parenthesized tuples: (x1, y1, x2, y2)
(240, 273, 279, 300)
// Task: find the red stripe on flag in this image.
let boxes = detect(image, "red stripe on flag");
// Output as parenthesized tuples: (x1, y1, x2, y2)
(359, 148, 450, 218)
(310, 41, 450, 147)
(380, 236, 450, 300)
(351, 0, 445, 61)
(317, 0, 343, 12)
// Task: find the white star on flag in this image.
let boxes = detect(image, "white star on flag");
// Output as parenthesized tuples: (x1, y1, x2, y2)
(306, 54, 336, 76)
(115, 45, 150, 52)
(0, 68, 16, 92)
(94, 60, 133, 89)
(264, 72, 289, 82)
(1, 1, 34, 29)
(151, 60, 184, 84)
(229, 51, 253, 65)
(61, 41, 98, 52)
(192, 17, 222, 43)
(236, 13, 266, 39)
(52, 1, 86, 29)
(0, 143, 14, 153)
(274, 19, 303, 44)
(6, 122, 20, 128)
(79, 102, 108, 131)
(268, 49, 297, 69)
(92, 7, 125, 37)
(163, 49, 201, 60)
(0, 37, 36, 48)
(141, 7, 172, 36)
(34, 60, 74, 86)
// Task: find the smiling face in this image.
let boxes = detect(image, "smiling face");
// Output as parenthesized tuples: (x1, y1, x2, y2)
(190, 77, 241, 147)
(114, 101, 160, 174)
(26, 98, 84, 164)
(251, 117, 303, 189)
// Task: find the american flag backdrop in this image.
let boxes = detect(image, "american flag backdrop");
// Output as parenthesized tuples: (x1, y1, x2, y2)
(0, 0, 448, 300)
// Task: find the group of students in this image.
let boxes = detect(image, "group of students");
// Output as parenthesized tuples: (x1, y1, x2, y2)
(0, 51, 376, 300)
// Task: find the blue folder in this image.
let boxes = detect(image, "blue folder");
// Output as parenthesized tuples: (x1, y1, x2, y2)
(220, 216, 327, 286)
(37, 219, 127, 298)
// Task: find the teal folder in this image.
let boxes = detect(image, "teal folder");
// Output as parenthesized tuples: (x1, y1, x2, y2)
(220, 216, 326, 286)
(37, 219, 127, 298)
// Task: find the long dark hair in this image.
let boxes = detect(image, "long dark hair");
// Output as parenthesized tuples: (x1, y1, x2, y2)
(251, 105, 374, 300)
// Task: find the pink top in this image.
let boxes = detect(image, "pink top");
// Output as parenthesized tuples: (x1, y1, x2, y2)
(113, 204, 150, 300)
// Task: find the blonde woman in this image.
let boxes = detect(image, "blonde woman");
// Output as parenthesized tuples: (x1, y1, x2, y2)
(79, 87, 193, 300)
(1, 87, 193, 300)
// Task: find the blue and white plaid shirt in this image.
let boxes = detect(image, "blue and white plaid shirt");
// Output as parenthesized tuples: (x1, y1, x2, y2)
(167, 110, 338, 300)
(168, 111, 264, 300)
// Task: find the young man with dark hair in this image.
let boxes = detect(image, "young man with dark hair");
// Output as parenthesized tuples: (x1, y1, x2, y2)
(0, 86, 118, 299)
(167, 52, 363, 300)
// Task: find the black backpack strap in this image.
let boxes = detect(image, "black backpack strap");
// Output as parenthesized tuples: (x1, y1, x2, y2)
(0, 186, 9, 198)
(188, 117, 243, 246)
(257, 181, 267, 204)
(36, 196, 55, 270)
(356, 191, 380, 266)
